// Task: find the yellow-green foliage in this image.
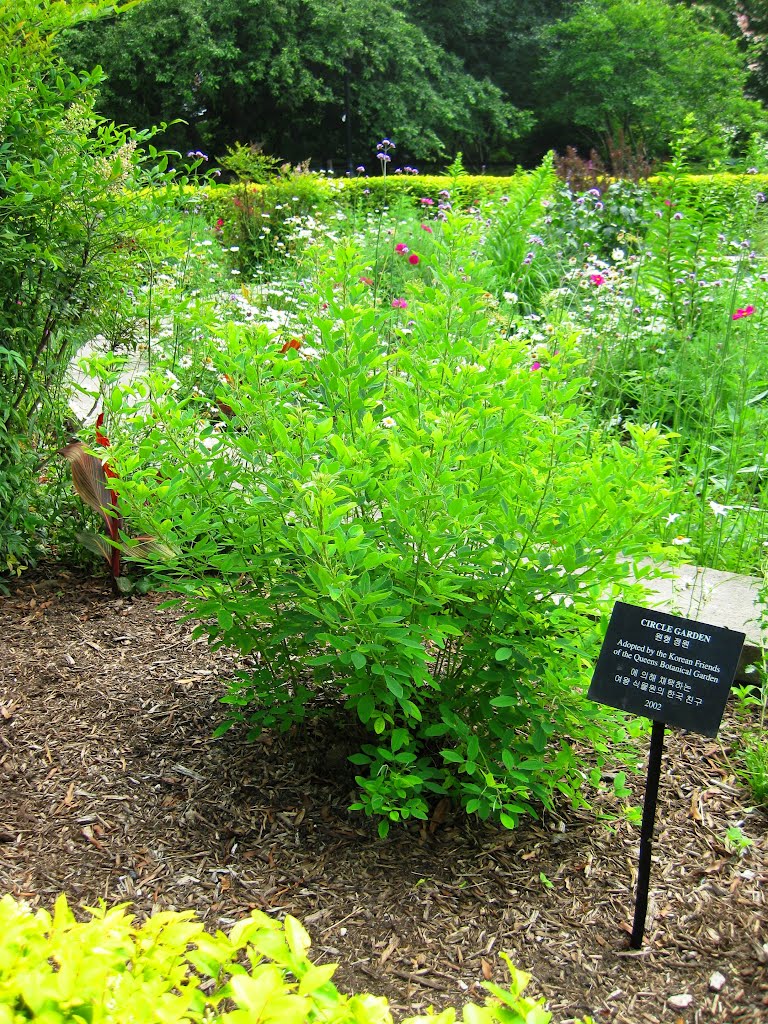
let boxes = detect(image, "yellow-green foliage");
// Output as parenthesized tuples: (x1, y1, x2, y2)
(192, 170, 768, 236)
(196, 172, 529, 222)
(0, 893, 576, 1024)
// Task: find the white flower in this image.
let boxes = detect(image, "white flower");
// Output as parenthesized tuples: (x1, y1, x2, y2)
(381, 417, 397, 428)
(671, 536, 692, 546)
(611, 248, 625, 261)
(665, 512, 682, 525)
(709, 500, 730, 518)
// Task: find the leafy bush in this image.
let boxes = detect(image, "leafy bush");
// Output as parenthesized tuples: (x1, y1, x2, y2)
(0, 893, 571, 1024)
(109, 216, 672, 836)
(0, 0, 183, 576)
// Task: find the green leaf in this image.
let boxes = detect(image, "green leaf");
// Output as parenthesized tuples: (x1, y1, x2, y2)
(490, 695, 518, 708)
(298, 962, 337, 995)
(284, 915, 311, 959)
(356, 694, 375, 723)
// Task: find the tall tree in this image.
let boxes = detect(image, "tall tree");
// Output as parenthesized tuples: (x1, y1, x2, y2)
(683, 2, 768, 108)
(535, 0, 764, 164)
(62, 0, 530, 166)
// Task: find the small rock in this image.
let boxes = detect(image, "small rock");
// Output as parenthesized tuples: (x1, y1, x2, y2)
(668, 994, 694, 1010)
(708, 972, 727, 992)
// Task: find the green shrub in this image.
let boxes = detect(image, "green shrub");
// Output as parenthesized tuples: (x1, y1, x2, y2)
(110, 215, 672, 836)
(484, 155, 560, 309)
(0, 0, 184, 577)
(0, 893, 578, 1024)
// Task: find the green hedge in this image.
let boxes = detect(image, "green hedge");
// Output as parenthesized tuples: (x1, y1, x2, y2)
(185, 170, 768, 241)
(0, 894, 582, 1024)
(193, 172, 531, 223)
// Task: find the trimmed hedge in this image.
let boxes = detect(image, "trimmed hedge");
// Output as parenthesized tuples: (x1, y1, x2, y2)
(190, 169, 768, 210)
(0, 894, 585, 1024)
(193, 172, 531, 225)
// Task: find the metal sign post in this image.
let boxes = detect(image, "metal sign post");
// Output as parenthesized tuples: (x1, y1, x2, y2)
(588, 602, 745, 949)
(630, 719, 666, 949)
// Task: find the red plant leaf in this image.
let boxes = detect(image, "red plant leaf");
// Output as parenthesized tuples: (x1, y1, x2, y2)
(95, 412, 110, 449)
(59, 441, 119, 538)
(75, 530, 114, 563)
(123, 536, 175, 560)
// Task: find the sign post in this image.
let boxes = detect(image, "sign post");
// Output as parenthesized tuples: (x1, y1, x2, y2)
(588, 602, 745, 949)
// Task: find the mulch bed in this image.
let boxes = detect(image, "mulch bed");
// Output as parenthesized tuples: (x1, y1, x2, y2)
(1, 568, 766, 1023)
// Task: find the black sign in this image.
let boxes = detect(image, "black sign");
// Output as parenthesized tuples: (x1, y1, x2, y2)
(588, 602, 745, 737)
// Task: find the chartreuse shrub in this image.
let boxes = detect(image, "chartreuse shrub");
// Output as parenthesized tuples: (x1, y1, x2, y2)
(0, 894, 572, 1024)
(109, 213, 673, 836)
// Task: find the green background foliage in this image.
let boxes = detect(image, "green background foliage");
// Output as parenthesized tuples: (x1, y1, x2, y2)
(58, 0, 768, 170)
(0, 0, 185, 575)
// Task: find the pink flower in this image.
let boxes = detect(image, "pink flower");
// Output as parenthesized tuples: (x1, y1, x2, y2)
(421, 223, 433, 233)
(359, 276, 373, 286)
(395, 243, 409, 254)
(391, 298, 408, 309)
(408, 253, 420, 265)
(589, 273, 606, 287)
(531, 361, 542, 372)
(732, 305, 756, 320)
(420, 197, 435, 206)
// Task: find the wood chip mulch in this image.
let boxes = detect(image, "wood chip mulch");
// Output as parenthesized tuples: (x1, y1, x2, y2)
(1, 569, 766, 1023)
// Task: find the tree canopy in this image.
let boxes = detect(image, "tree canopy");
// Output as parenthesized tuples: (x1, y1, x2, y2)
(536, 0, 765, 161)
(56, 0, 768, 169)
(61, 0, 526, 166)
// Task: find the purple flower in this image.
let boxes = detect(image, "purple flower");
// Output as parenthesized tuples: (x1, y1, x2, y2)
(391, 298, 408, 309)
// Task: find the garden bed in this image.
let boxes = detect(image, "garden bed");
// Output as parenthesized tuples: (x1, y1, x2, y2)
(1, 568, 766, 1023)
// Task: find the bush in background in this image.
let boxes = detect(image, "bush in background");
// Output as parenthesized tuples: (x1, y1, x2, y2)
(0, 0, 182, 578)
